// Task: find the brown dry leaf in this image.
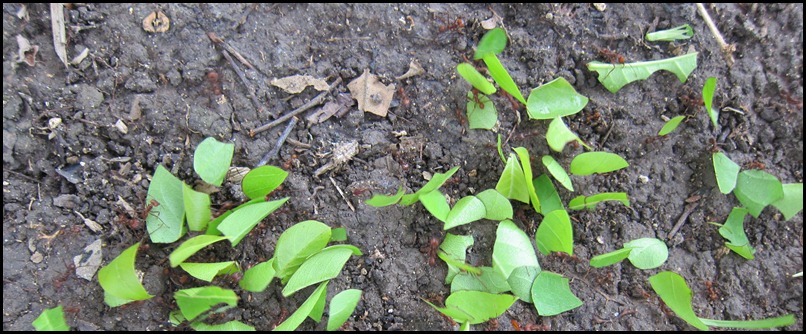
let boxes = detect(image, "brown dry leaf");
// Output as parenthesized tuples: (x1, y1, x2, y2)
(15, 35, 38, 66)
(271, 75, 329, 94)
(143, 10, 170, 33)
(347, 69, 395, 117)
(396, 59, 425, 80)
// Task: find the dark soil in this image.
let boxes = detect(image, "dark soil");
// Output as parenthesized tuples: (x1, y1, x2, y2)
(3, 3, 802, 331)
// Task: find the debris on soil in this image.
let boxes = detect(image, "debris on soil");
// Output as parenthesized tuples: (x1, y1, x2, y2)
(315, 141, 359, 177)
(348, 69, 396, 117)
(15, 35, 38, 66)
(142, 10, 170, 33)
(50, 3, 67, 67)
(396, 59, 425, 81)
(73, 239, 103, 281)
(271, 75, 330, 94)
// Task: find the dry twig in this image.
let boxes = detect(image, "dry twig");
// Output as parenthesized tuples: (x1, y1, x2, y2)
(250, 77, 343, 136)
(696, 3, 735, 67)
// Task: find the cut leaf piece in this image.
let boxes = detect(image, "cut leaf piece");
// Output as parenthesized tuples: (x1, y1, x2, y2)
(624, 238, 668, 269)
(570, 152, 629, 175)
(476, 189, 513, 221)
(425, 291, 517, 325)
(716, 207, 755, 260)
(274, 282, 329, 331)
(483, 54, 525, 104)
(170, 235, 228, 267)
(713, 152, 740, 194)
(646, 24, 694, 41)
(146, 165, 187, 243)
(183, 185, 211, 232)
(282, 245, 361, 297)
(400, 166, 460, 206)
(420, 190, 450, 223)
(698, 314, 795, 329)
(466, 91, 497, 130)
(474, 27, 507, 59)
(733, 170, 784, 218)
(179, 262, 240, 282)
(531, 271, 583, 316)
(193, 137, 234, 187)
(526, 77, 588, 120)
(174, 286, 238, 322)
(190, 320, 255, 331)
(496, 153, 530, 204)
(444, 195, 486, 230)
(658, 115, 685, 136)
(771, 183, 803, 221)
(546, 117, 589, 152)
(703, 77, 718, 127)
(541, 155, 573, 191)
(514, 147, 541, 213)
(273, 220, 332, 283)
(365, 186, 405, 207)
(239, 259, 275, 292)
(568, 192, 629, 210)
(451, 267, 510, 294)
(589, 247, 633, 268)
(587, 52, 698, 93)
(98, 243, 153, 307)
(533, 175, 564, 214)
(241, 165, 288, 200)
(218, 198, 289, 246)
(535, 210, 573, 256)
(493, 220, 539, 279)
(440, 234, 475, 284)
(456, 63, 496, 95)
(33, 306, 70, 331)
(648, 271, 708, 330)
(507, 266, 541, 303)
(327, 289, 363, 331)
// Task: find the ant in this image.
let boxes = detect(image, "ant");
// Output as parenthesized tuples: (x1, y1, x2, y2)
(593, 46, 627, 80)
(438, 17, 465, 33)
(704, 280, 720, 301)
(468, 88, 486, 109)
(419, 236, 440, 266)
(53, 261, 77, 291)
(498, 90, 521, 111)
(206, 71, 223, 96)
(397, 86, 411, 109)
(140, 199, 160, 220)
(281, 153, 299, 170)
(213, 201, 239, 218)
(744, 160, 766, 170)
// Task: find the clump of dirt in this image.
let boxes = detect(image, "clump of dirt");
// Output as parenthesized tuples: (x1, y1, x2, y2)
(3, 3, 802, 331)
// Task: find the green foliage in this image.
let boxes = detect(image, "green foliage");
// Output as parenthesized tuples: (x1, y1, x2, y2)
(714, 207, 755, 259)
(451, 267, 510, 294)
(174, 286, 238, 322)
(282, 245, 362, 297)
(193, 137, 234, 187)
(146, 165, 187, 243)
(658, 115, 685, 136)
(179, 262, 240, 282)
(364, 186, 405, 207)
(444, 195, 486, 229)
(533, 175, 564, 214)
(218, 198, 289, 246)
(590, 237, 670, 269)
(274, 282, 329, 331)
(541, 155, 574, 191)
(424, 291, 518, 326)
(546, 117, 588, 152)
(531, 272, 583, 316)
(190, 320, 255, 331)
(327, 289, 363, 331)
(772, 183, 803, 220)
(183, 185, 211, 231)
(526, 77, 589, 120)
(492, 220, 540, 279)
(33, 306, 70, 331)
(645, 24, 694, 41)
(734, 169, 784, 218)
(399, 166, 460, 206)
(703, 77, 718, 127)
(496, 153, 530, 203)
(420, 190, 450, 222)
(241, 165, 288, 200)
(474, 27, 507, 59)
(456, 63, 496, 95)
(476, 189, 513, 221)
(712, 152, 740, 194)
(466, 91, 497, 129)
(507, 266, 540, 303)
(440, 233, 476, 284)
(483, 54, 525, 104)
(535, 210, 573, 255)
(587, 52, 698, 93)
(239, 259, 275, 292)
(273, 220, 332, 283)
(513, 147, 541, 213)
(169, 235, 228, 267)
(569, 152, 629, 175)
(98, 243, 153, 307)
(568, 192, 630, 210)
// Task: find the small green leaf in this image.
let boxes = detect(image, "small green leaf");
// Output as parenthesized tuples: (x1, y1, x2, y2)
(170, 235, 228, 267)
(541, 155, 573, 191)
(526, 77, 588, 120)
(493, 220, 539, 279)
(174, 286, 238, 322)
(531, 271, 582, 316)
(282, 245, 360, 297)
(466, 91, 497, 130)
(98, 243, 153, 307)
(183, 185, 211, 232)
(646, 24, 694, 41)
(327, 289, 362, 331)
(535, 210, 573, 256)
(506, 266, 541, 303)
(624, 238, 668, 269)
(33, 306, 70, 331)
(568, 192, 630, 210)
(147, 165, 187, 243)
(474, 27, 507, 59)
(734, 170, 784, 218)
(495, 153, 530, 204)
(400, 166, 460, 206)
(546, 117, 589, 152)
(274, 282, 328, 331)
(589, 248, 633, 268)
(483, 54, 526, 104)
(218, 198, 289, 246)
(440, 234, 475, 284)
(533, 175, 564, 214)
(193, 137, 234, 187)
(456, 63, 496, 95)
(713, 152, 740, 194)
(241, 165, 288, 200)
(239, 259, 275, 292)
(426, 291, 518, 325)
(658, 115, 686, 136)
(703, 77, 718, 127)
(699, 314, 795, 329)
(438, 250, 482, 276)
(569, 152, 629, 175)
(451, 267, 511, 294)
(587, 52, 698, 93)
(274, 220, 332, 283)
(190, 320, 255, 331)
(717, 207, 755, 260)
(444, 195, 486, 230)
(771, 183, 803, 220)
(365, 186, 405, 207)
(476, 189, 513, 221)
(514, 147, 541, 213)
(330, 227, 347, 242)
(179, 262, 240, 282)
(420, 190, 450, 223)
(649, 272, 709, 330)
(496, 134, 505, 163)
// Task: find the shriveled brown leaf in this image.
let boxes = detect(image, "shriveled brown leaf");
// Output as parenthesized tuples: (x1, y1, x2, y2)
(347, 69, 395, 117)
(396, 59, 425, 80)
(271, 75, 329, 94)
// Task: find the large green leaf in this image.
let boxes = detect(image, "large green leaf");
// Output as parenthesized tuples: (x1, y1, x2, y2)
(526, 77, 588, 120)
(193, 137, 234, 187)
(495, 153, 530, 203)
(493, 220, 539, 279)
(282, 245, 361, 297)
(32, 306, 70, 331)
(587, 52, 698, 93)
(241, 165, 288, 200)
(648, 271, 708, 330)
(273, 220, 332, 283)
(147, 165, 187, 243)
(218, 198, 289, 246)
(713, 152, 740, 194)
(624, 238, 668, 269)
(541, 155, 573, 191)
(169, 235, 228, 267)
(535, 210, 573, 256)
(456, 63, 497, 95)
(771, 183, 803, 220)
(239, 259, 275, 292)
(444, 195, 486, 230)
(273, 282, 328, 331)
(98, 243, 153, 307)
(174, 286, 238, 322)
(327, 289, 363, 331)
(717, 207, 755, 260)
(569, 152, 629, 175)
(183, 184, 211, 232)
(484, 54, 526, 104)
(531, 271, 582, 316)
(733, 170, 784, 218)
(425, 291, 517, 325)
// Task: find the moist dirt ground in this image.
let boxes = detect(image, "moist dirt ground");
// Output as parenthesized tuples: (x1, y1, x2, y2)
(3, 3, 803, 331)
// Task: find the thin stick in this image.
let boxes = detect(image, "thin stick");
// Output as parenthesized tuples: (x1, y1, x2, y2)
(696, 3, 735, 67)
(667, 201, 699, 240)
(256, 116, 297, 167)
(329, 176, 355, 212)
(207, 32, 265, 115)
(250, 77, 343, 136)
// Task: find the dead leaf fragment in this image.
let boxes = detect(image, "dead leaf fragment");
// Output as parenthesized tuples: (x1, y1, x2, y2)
(143, 10, 170, 33)
(73, 239, 103, 281)
(15, 35, 38, 66)
(396, 59, 425, 80)
(348, 69, 395, 117)
(50, 3, 68, 67)
(271, 75, 329, 94)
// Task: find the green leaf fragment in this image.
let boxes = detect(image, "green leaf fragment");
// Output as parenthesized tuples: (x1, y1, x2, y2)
(658, 115, 686, 136)
(327, 289, 363, 331)
(733, 169, 784, 218)
(273, 282, 328, 331)
(483, 54, 525, 104)
(703, 77, 718, 127)
(535, 210, 573, 256)
(365, 186, 405, 207)
(170, 235, 228, 267)
(713, 152, 740, 194)
(568, 192, 630, 210)
(771, 183, 803, 220)
(400, 166, 460, 206)
(507, 266, 541, 303)
(476, 189, 513, 221)
(456, 63, 496, 95)
(569, 152, 629, 175)
(533, 175, 564, 214)
(646, 24, 694, 41)
(98, 243, 153, 307)
(648, 271, 708, 330)
(624, 237, 668, 269)
(426, 291, 517, 325)
(440, 234, 476, 284)
(241, 165, 288, 200)
(282, 245, 360, 297)
(33, 306, 70, 331)
(451, 267, 511, 294)
(174, 286, 238, 322)
(183, 184, 211, 231)
(474, 27, 508, 59)
(717, 207, 755, 260)
(526, 77, 588, 120)
(531, 271, 583, 316)
(493, 220, 539, 279)
(420, 190, 450, 222)
(191, 320, 255, 331)
(218, 198, 289, 246)
(179, 262, 240, 282)
(193, 137, 234, 187)
(444, 195, 486, 230)
(239, 259, 275, 292)
(466, 91, 497, 130)
(546, 117, 589, 152)
(541, 155, 574, 191)
(699, 314, 795, 329)
(147, 165, 187, 243)
(273, 220, 332, 283)
(589, 247, 633, 268)
(496, 153, 530, 204)
(514, 147, 541, 213)
(587, 52, 698, 93)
